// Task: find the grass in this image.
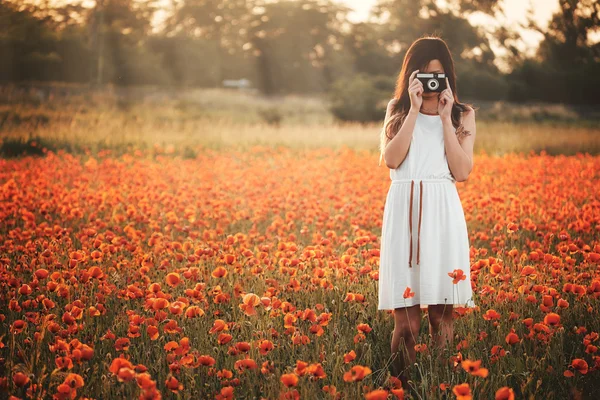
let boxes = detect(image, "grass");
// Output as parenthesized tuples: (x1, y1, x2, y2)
(1, 85, 599, 159)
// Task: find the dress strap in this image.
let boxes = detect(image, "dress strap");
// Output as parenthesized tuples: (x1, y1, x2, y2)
(408, 181, 414, 268)
(417, 180, 423, 265)
(408, 180, 424, 268)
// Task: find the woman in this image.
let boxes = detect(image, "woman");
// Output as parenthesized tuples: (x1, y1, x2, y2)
(377, 36, 478, 388)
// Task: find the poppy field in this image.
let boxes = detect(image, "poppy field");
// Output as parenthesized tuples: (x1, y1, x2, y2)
(1, 145, 599, 399)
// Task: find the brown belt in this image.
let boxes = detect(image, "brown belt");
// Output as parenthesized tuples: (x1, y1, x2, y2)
(391, 178, 455, 268)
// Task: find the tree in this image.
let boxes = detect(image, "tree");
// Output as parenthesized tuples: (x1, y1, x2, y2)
(246, 0, 351, 95)
(531, 0, 600, 68)
(507, 0, 600, 104)
(165, 0, 252, 86)
(86, 0, 164, 85)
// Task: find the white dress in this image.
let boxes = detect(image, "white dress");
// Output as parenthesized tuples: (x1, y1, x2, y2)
(377, 111, 476, 310)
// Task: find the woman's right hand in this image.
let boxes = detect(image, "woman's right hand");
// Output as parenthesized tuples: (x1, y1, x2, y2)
(408, 69, 423, 111)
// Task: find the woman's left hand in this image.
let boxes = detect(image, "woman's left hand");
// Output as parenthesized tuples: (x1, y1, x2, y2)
(438, 77, 453, 121)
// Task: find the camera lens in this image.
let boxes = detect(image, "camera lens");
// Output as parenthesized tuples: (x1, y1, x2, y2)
(427, 79, 439, 90)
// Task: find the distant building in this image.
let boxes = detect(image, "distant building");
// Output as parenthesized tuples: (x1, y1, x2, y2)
(222, 78, 253, 90)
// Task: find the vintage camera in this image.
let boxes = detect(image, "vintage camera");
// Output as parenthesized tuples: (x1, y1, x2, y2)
(416, 73, 447, 93)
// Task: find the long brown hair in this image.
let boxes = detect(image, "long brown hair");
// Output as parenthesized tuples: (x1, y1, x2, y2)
(378, 35, 477, 167)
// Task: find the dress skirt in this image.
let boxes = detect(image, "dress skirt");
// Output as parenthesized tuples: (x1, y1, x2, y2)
(377, 177, 476, 310)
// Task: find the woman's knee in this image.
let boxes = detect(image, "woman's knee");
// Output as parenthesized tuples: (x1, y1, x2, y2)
(428, 305, 453, 329)
(429, 314, 442, 331)
(394, 320, 420, 339)
(394, 305, 421, 337)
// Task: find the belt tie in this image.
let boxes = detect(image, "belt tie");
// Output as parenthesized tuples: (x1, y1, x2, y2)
(409, 180, 423, 268)
(391, 178, 455, 268)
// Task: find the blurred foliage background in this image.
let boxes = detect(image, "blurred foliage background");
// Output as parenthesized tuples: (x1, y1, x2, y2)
(2, 0, 599, 102)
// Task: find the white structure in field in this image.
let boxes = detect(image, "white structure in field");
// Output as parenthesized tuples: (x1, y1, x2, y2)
(222, 79, 252, 89)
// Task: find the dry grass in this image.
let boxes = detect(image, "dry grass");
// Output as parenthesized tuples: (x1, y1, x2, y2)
(1, 86, 599, 157)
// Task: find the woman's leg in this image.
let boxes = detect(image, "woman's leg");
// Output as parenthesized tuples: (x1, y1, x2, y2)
(427, 304, 454, 352)
(390, 304, 421, 386)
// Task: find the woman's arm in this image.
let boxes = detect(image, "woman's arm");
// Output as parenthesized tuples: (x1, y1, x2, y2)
(442, 107, 476, 182)
(383, 105, 419, 170)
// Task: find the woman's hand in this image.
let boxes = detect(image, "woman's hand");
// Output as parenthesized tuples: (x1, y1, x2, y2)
(437, 76, 453, 121)
(408, 69, 423, 112)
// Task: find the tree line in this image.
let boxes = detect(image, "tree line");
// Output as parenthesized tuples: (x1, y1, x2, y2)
(1, 0, 599, 104)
